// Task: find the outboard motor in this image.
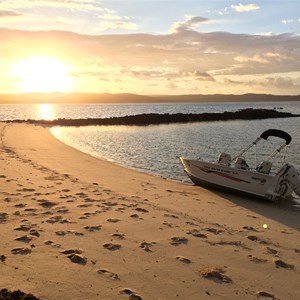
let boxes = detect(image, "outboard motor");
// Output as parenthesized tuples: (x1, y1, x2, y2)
(277, 164, 300, 197)
(288, 166, 300, 197)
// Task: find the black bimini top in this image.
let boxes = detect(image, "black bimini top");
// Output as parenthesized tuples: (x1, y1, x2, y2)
(260, 129, 292, 145)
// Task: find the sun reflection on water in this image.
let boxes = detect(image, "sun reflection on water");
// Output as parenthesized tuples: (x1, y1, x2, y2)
(38, 104, 54, 120)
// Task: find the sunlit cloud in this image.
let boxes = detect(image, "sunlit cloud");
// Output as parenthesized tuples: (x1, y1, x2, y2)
(231, 3, 260, 12)
(1, 0, 110, 17)
(169, 16, 209, 33)
(191, 71, 216, 81)
(255, 32, 273, 36)
(0, 10, 23, 18)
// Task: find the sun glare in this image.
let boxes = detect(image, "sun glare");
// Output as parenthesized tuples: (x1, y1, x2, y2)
(38, 104, 54, 120)
(12, 56, 73, 93)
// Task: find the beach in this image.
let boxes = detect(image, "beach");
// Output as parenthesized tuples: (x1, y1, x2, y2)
(0, 122, 299, 300)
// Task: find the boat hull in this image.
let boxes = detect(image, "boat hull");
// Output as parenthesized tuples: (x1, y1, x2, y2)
(179, 157, 288, 201)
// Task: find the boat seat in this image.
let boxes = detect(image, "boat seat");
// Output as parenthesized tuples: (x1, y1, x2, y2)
(256, 161, 272, 174)
(234, 157, 249, 170)
(217, 153, 231, 166)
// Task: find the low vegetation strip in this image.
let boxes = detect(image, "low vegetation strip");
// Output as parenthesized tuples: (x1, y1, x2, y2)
(6, 108, 300, 127)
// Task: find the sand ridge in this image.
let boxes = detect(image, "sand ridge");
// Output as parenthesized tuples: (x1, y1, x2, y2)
(0, 123, 299, 299)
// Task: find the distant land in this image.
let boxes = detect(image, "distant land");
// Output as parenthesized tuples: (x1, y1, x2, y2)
(0, 92, 300, 104)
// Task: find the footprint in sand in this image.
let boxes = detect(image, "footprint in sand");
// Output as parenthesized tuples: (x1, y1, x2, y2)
(0, 212, 8, 224)
(44, 240, 61, 248)
(204, 227, 224, 235)
(139, 241, 156, 252)
(55, 230, 84, 236)
(164, 213, 179, 219)
(77, 203, 93, 208)
(265, 247, 279, 256)
(130, 213, 139, 218)
(256, 291, 277, 299)
(103, 243, 121, 251)
(46, 216, 70, 224)
(61, 249, 83, 255)
(186, 221, 199, 227)
(68, 254, 87, 265)
(97, 269, 120, 280)
(162, 221, 177, 228)
(38, 200, 58, 208)
(56, 208, 69, 214)
(169, 237, 188, 246)
(14, 203, 27, 208)
(120, 288, 143, 300)
(14, 225, 31, 232)
(107, 218, 120, 223)
(175, 256, 191, 264)
(29, 229, 40, 237)
(135, 207, 149, 213)
(242, 226, 258, 232)
(18, 188, 35, 192)
(111, 233, 125, 240)
(11, 247, 31, 255)
(273, 259, 294, 270)
(84, 225, 102, 232)
(60, 249, 87, 265)
(186, 229, 207, 239)
(247, 235, 272, 245)
(248, 255, 268, 264)
(199, 266, 232, 283)
(15, 235, 34, 243)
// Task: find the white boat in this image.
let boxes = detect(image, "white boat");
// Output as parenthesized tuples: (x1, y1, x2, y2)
(179, 129, 300, 201)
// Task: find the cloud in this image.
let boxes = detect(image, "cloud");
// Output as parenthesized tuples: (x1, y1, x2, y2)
(192, 71, 216, 81)
(1, 21, 300, 94)
(231, 3, 260, 12)
(222, 75, 300, 92)
(282, 19, 294, 25)
(0, 10, 23, 17)
(263, 76, 300, 89)
(255, 32, 273, 36)
(18, 0, 100, 9)
(98, 21, 137, 31)
(169, 16, 209, 33)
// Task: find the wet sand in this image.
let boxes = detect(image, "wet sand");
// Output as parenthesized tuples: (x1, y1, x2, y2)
(0, 123, 299, 300)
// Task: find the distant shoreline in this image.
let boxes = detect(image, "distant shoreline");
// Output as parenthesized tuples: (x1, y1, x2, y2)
(0, 92, 300, 104)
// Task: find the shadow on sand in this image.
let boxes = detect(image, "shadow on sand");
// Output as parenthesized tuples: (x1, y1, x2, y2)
(211, 188, 300, 231)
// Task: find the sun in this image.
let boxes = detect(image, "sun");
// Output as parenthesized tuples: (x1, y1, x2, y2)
(12, 56, 74, 93)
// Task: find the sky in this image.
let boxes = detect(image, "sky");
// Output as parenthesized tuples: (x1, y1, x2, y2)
(0, 0, 300, 95)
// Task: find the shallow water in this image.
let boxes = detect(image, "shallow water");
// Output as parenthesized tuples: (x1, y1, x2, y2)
(50, 117, 300, 182)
